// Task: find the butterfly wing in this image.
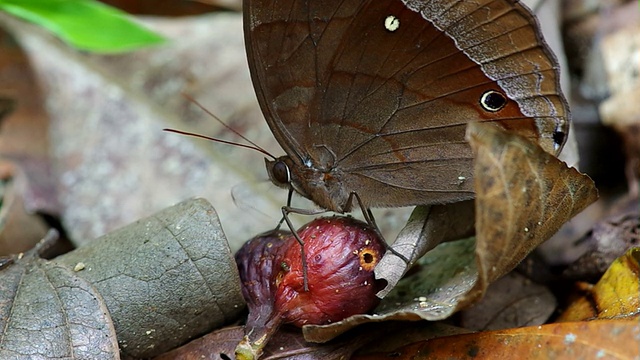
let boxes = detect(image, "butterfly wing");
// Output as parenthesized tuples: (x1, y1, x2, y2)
(244, 0, 569, 208)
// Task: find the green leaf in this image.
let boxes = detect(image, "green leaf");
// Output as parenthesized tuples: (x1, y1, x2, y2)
(0, 0, 165, 53)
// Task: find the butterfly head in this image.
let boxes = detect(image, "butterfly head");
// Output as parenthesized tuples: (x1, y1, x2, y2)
(265, 156, 349, 213)
(265, 157, 293, 190)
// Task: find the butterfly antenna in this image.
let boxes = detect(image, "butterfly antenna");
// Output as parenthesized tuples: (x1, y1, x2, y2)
(177, 93, 276, 159)
(163, 128, 274, 159)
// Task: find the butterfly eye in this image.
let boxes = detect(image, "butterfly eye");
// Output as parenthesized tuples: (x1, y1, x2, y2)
(480, 90, 507, 112)
(272, 160, 291, 186)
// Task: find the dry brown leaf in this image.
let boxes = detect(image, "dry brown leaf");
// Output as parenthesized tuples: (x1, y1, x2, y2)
(0, 12, 288, 250)
(155, 325, 368, 360)
(353, 319, 640, 360)
(465, 122, 599, 300)
(0, 160, 49, 255)
(563, 200, 640, 281)
(303, 122, 598, 343)
(0, 29, 56, 216)
(459, 272, 556, 331)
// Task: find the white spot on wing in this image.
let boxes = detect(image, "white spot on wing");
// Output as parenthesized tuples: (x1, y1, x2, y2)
(384, 15, 400, 32)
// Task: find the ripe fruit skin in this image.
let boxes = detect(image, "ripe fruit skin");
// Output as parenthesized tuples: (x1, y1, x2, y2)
(235, 230, 291, 331)
(234, 217, 385, 360)
(274, 217, 385, 327)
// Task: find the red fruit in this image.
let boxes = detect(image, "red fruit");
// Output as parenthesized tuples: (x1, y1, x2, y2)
(274, 216, 385, 327)
(234, 217, 385, 359)
(235, 230, 291, 329)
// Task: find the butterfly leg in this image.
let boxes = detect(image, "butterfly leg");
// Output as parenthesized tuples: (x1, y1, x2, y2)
(346, 192, 410, 264)
(280, 203, 328, 292)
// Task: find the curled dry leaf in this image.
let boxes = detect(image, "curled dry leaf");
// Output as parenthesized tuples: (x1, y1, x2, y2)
(375, 201, 475, 297)
(0, 247, 119, 359)
(353, 319, 640, 360)
(557, 247, 640, 322)
(464, 122, 599, 301)
(302, 122, 598, 343)
(52, 198, 245, 359)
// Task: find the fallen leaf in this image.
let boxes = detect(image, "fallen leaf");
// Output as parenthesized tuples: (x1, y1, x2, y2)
(0, 11, 289, 250)
(0, 244, 120, 359)
(375, 201, 475, 298)
(154, 326, 244, 360)
(353, 319, 640, 360)
(353, 322, 472, 356)
(0, 28, 56, 215)
(558, 247, 640, 322)
(51, 198, 245, 358)
(465, 122, 599, 301)
(155, 325, 368, 360)
(459, 272, 556, 331)
(303, 122, 598, 343)
(0, 160, 49, 255)
(563, 199, 640, 281)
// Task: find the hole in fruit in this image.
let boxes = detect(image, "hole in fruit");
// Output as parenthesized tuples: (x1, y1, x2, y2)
(363, 253, 374, 263)
(359, 249, 379, 271)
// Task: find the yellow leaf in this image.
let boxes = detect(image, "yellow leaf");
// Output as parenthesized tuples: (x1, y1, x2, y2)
(558, 247, 640, 322)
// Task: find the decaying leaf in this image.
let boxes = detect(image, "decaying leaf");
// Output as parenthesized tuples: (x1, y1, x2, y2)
(0, 11, 289, 251)
(303, 122, 598, 343)
(459, 272, 556, 331)
(155, 325, 367, 360)
(352, 319, 640, 360)
(0, 160, 49, 255)
(0, 198, 243, 359)
(563, 199, 640, 281)
(466, 122, 598, 298)
(375, 201, 475, 297)
(352, 322, 472, 356)
(0, 244, 120, 359)
(51, 197, 245, 359)
(558, 247, 640, 322)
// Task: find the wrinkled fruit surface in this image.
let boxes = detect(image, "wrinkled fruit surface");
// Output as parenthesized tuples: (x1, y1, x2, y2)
(234, 216, 385, 360)
(235, 229, 292, 331)
(275, 216, 385, 326)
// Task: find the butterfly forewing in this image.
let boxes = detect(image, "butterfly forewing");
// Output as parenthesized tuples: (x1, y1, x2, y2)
(244, 0, 569, 211)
